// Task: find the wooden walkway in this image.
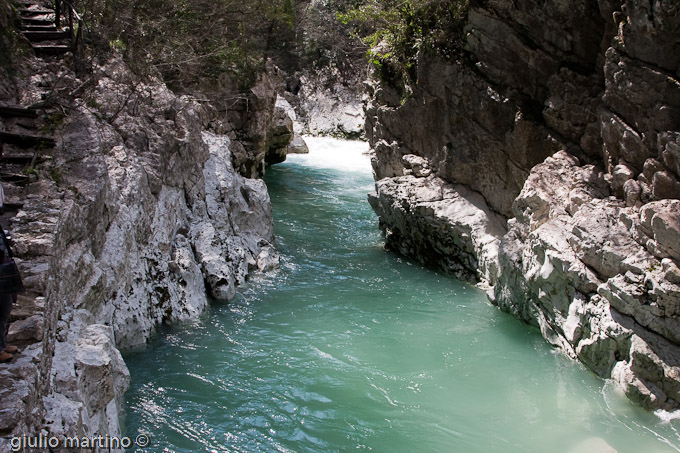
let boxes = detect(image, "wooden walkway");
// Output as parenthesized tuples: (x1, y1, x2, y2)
(0, 0, 85, 350)
(1, 0, 83, 202)
(18, 0, 84, 59)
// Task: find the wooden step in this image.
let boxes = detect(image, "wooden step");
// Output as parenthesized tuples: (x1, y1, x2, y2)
(21, 17, 54, 26)
(2, 202, 24, 211)
(0, 131, 54, 149)
(20, 9, 55, 17)
(23, 30, 70, 42)
(20, 24, 58, 32)
(32, 44, 72, 56)
(0, 154, 35, 164)
(0, 105, 38, 118)
(0, 172, 30, 184)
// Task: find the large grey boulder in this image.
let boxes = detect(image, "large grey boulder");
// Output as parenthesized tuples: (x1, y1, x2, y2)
(369, 174, 507, 285)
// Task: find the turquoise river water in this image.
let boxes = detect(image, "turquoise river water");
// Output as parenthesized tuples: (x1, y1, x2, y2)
(123, 137, 680, 452)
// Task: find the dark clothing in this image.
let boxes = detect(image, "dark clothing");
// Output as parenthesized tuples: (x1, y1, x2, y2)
(0, 293, 11, 349)
(0, 222, 15, 349)
(0, 224, 9, 261)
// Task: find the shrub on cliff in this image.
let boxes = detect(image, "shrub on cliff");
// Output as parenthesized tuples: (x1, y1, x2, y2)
(296, 0, 367, 74)
(338, 0, 473, 89)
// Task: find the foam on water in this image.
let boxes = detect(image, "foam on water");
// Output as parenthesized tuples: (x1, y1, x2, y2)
(658, 409, 680, 424)
(287, 136, 371, 174)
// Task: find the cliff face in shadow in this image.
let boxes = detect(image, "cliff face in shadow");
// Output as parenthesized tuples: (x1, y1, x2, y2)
(367, 0, 680, 410)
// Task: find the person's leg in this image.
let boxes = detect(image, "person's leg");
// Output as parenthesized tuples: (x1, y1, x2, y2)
(0, 293, 13, 361)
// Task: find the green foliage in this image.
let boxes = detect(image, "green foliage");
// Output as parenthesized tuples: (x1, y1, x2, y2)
(40, 112, 66, 134)
(22, 167, 38, 177)
(296, 0, 368, 73)
(48, 165, 65, 185)
(74, 0, 474, 95)
(338, 0, 472, 87)
(86, 98, 99, 110)
(108, 38, 126, 53)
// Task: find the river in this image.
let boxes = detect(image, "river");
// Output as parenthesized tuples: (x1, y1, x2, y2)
(123, 137, 680, 452)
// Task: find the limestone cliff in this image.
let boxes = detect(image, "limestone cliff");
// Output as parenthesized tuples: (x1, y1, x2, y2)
(367, 0, 680, 410)
(0, 55, 285, 444)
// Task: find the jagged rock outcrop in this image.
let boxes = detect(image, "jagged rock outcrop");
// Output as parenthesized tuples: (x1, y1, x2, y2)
(196, 63, 294, 178)
(275, 95, 309, 154)
(367, 0, 680, 410)
(495, 152, 680, 409)
(265, 106, 294, 165)
(0, 55, 281, 446)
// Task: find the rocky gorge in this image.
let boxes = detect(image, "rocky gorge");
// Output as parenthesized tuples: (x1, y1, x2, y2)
(1, 0, 679, 447)
(367, 0, 680, 410)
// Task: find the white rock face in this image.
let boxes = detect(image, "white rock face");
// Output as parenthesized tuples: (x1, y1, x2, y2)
(193, 132, 277, 301)
(303, 90, 364, 137)
(42, 325, 129, 445)
(493, 152, 680, 409)
(296, 71, 365, 138)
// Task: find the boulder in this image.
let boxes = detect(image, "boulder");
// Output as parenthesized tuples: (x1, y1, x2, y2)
(7, 315, 43, 343)
(287, 135, 309, 154)
(369, 175, 506, 285)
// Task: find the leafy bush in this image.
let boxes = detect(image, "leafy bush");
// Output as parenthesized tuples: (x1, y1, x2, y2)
(338, 0, 473, 88)
(296, 0, 368, 73)
(72, 0, 474, 95)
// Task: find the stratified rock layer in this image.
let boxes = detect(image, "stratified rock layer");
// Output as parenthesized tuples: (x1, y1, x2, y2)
(367, 0, 680, 410)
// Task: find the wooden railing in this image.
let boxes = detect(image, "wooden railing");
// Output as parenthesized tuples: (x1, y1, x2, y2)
(54, 0, 85, 74)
